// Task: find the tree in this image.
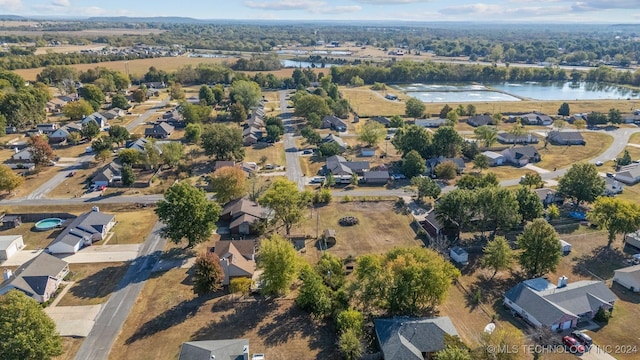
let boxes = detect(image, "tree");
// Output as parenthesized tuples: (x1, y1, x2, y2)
(185, 123, 202, 144)
(392, 125, 433, 158)
(336, 309, 364, 335)
(466, 104, 476, 116)
(155, 182, 221, 247)
(456, 173, 498, 190)
(411, 176, 441, 202)
(318, 142, 343, 157)
(435, 345, 472, 360)
(169, 81, 185, 101)
(29, 135, 54, 168)
(402, 150, 426, 178)
(475, 187, 520, 235)
(558, 102, 570, 116)
(131, 88, 147, 103)
(518, 218, 562, 278)
(587, 111, 608, 127)
(301, 126, 322, 146)
(473, 154, 489, 172)
(315, 252, 345, 290)
(435, 189, 476, 241)
(0, 290, 63, 360)
(117, 149, 140, 165)
(547, 204, 560, 220)
(446, 110, 459, 126)
(201, 124, 245, 161)
(574, 118, 587, 129)
(257, 234, 300, 296)
(405, 97, 426, 119)
(608, 108, 622, 124)
(121, 164, 135, 186)
(474, 328, 524, 360)
(95, 149, 111, 163)
(143, 140, 162, 169)
(0, 114, 5, 136)
(66, 131, 82, 145)
(588, 197, 640, 247)
(210, 166, 246, 204)
(229, 278, 253, 297)
(230, 102, 247, 123)
(78, 84, 105, 111)
(432, 126, 463, 158)
(108, 125, 130, 146)
(324, 173, 336, 187)
(81, 121, 100, 140)
(199, 85, 216, 106)
(307, 113, 322, 128)
(520, 172, 542, 188)
(474, 125, 498, 148)
(110, 93, 130, 110)
(515, 186, 544, 223)
(229, 80, 261, 112)
(266, 124, 284, 142)
(294, 94, 330, 119)
(435, 161, 457, 180)
(439, 104, 453, 119)
(481, 236, 513, 279)
(0, 164, 24, 194)
(558, 163, 605, 207)
(160, 142, 184, 168)
(389, 115, 405, 128)
(553, 119, 566, 130)
(617, 150, 632, 166)
(338, 329, 364, 360)
(62, 99, 93, 120)
(180, 103, 212, 123)
(297, 265, 332, 318)
(259, 178, 312, 235)
(192, 251, 224, 296)
(357, 120, 386, 147)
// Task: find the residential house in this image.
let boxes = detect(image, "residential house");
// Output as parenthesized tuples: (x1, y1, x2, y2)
(81, 112, 107, 129)
(242, 126, 263, 146)
(322, 134, 347, 153)
(101, 107, 125, 120)
(534, 188, 564, 207)
(467, 114, 494, 127)
(212, 240, 256, 285)
(321, 115, 347, 132)
(603, 176, 623, 196)
(482, 151, 505, 166)
(178, 339, 250, 360)
(415, 118, 447, 128)
(497, 132, 539, 144)
(0, 253, 69, 303)
(11, 147, 33, 162)
(360, 148, 376, 157)
(49, 123, 82, 144)
(47, 208, 116, 254)
(504, 277, 617, 330)
(221, 198, 267, 235)
(323, 155, 369, 176)
(613, 265, 640, 292)
(162, 109, 183, 121)
(214, 161, 236, 171)
(46, 97, 68, 113)
(36, 123, 58, 134)
(0, 235, 25, 260)
(521, 112, 553, 126)
(144, 122, 174, 139)
(363, 170, 389, 184)
(425, 156, 466, 176)
(374, 316, 459, 360)
(624, 231, 640, 250)
(239, 162, 259, 176)
(371, 116, 391, 127)
(420, 211, 444, 242)
(547, 131, 585, 146)
(622, 115, 640, 124)
(615, 164, 640, 185)
(126, 138, 164, 155)
(91, 161, 122, 187)
(501, 146, 541, 166)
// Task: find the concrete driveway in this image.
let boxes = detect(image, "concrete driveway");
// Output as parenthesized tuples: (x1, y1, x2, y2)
(45, 305, 102, 337)
(58, 244, 141, 263)
(580, 346, 619, 360)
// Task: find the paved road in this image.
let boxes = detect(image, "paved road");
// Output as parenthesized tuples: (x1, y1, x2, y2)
(26, 154, 94, 200)
(125, 98, 169, 132)
(74, 221, 167, 360)
(0, 194, 162, 206)
(280, 90, 306, 190)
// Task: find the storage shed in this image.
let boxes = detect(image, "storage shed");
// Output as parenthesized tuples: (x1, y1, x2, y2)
(0, 235, 25, 260)
(560, 239, 572, 255)
(450, 246, 469, 265)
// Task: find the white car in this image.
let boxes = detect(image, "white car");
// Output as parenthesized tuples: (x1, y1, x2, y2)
(251, 354, 265, 360)
(595, 161, 603, 166)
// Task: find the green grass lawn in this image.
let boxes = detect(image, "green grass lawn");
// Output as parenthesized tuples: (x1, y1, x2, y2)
(536, 132, 614, 170)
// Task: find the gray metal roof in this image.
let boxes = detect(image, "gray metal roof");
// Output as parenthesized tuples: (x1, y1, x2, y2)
(178, 339, 249, 360)
(49, 210, 115, 248)
(375, 317, 458, 360)
(0, 252, 68, 297)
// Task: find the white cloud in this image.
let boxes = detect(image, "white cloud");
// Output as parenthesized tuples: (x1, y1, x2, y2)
(52, 0, 70, 7)
(573, 0, 640, 10)
(0, 0, 23, 11)
(318, 5, 362, 14)
(243, 0, 321, 11)
(353, 0, 431, 4)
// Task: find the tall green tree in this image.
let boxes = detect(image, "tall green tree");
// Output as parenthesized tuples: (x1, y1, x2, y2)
(169, 81, 185, 101)
(608, 108, 622, 124)
(160, 142, 184, 168)
(315, 252, 345, 290)
(435, 345, 472, 360)
(230, 102, 247, 123)
(518, 218, 562, 278)
(210, 166, 246, 204)
(192, 251, 224, 296)
(180, 103, 212, 123)
(558, 102, 570, 116)
(558, 163, 605, 207)
(229, 80, 261, 112)
(185, 123, 202, 144)
(474, 125, 498, 148)
(432, 126, 463, 158)
(475, 187, 520, 234)
(110, 93, 130, 110)
(297, 265, 333, 318)
(435, 189, 476, 241)
(435, 161, 457, 180)
(0, 164, 24, 194)
(257, 234, 300, 297)
(411, 176, 441, 202)
(117, 149, 140, 165)
(405, 97, 426, 119)
(294, 94, 331, 119)
(201, 124, 245, 161)
(520, 172, 543, 188)
(259, 178, 312, 235)
(392, 124, 433, 158)
(338, 329, 364, 360)
(63, 99, 93, 120)
(199, 85, 216, 106)
(81, 121, 100, 140)
(473, 154, 489, 172)
(78, 84, 105, 111)
(588, 197, 640, 247)
(121, 164, 135, 186)
(155, 182, 221, 247)
(402, 150, 427, 178)
(515, 186, 544, 223)
(357, 120, 386, 147)
(108, 125, 130, 146)
(0, 290, 63, 360)
(617, 150, 632, 166)
(481, 236, 513, 279)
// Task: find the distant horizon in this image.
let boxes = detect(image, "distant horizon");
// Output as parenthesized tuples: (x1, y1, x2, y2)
(0, 0, 638, 24)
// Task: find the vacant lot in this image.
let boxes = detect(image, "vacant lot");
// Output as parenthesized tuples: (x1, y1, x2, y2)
(105, 210, 157, 245)
(47, 165, 99, 198)
(6, 166, 61, 199)
(341, 86, 406, 117)
(244, 142, 286, 168)
(57, 262, 128, 306)
(536, 132, 613, 170)
(296, 201, 422, 262)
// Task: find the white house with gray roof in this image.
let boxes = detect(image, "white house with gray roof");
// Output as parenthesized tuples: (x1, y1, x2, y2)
(613, 265, 640, 292)
(47, 208, 116, 254)
(615, 163, 640, 185)
(0, 252, 69, 303)
(504, 277, 617, 330)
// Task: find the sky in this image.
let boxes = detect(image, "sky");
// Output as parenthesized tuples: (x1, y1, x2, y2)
(1, 0, 639, 23)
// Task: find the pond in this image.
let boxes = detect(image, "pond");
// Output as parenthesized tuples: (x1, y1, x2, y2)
(393, 82, 640, 103)
(280, 59, 340, 68)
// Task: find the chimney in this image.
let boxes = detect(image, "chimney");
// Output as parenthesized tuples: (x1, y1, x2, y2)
(243, 345, 249, 360)
(558, 275, 568, 288)
(3, 269, 13, 281)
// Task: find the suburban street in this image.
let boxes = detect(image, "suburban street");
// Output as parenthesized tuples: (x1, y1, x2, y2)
(73, 221, 167, 360)
(125, 98, 169, 132)
(280, 90, 306, 190)
(26, 154, 94, 200)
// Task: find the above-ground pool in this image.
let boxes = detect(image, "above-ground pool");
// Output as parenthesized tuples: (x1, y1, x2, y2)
(34, 218, 64, 231)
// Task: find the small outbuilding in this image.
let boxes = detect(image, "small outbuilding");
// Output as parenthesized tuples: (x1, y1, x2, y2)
(560, 239, 572, 255)
(613, 265, 640, 292)
(322, 229, 337, 249)
(0, 214, 22, 230)
(0, 235, 25, 260)
(450, 246, 468, 265)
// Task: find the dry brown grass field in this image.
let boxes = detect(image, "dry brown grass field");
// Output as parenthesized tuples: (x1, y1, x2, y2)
(53, 338, 84, 360)
(56, 262, 128, 306)
(244, 142, 286, 167)
(535, 132, 613, 170)
(3, 28, 164, 38)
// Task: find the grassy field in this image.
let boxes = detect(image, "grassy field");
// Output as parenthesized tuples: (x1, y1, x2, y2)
(244, 142, 286, 168)
(536, 132, 613, 170)
(0, 222, 61, 250)
(340, 86, 406, 117)
(47, 165, 99, 199)
(53, 338, 84, 360)
(106, 210, 158, 245)
(473, 166, 532, 182)
(57, 262, 128, 306)
(629, 132, 640, 144)
(7, 166, 61, 199)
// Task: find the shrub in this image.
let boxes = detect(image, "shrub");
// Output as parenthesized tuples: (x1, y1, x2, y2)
(314, 188, 332, 204)
(229, 278, 253, 297)
(336, 309, 364, 335)
(594, 307, 612, 323)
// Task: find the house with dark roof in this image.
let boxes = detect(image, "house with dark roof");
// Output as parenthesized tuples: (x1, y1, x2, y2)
(547, 131, 585, 145)
(501, 146, 541, 166)
(321, 134, 347, 153)
(101, 107, 126, 120)
(497, 132, 539, 145)
(374, 317, 459, 360)
(420, 211, 444, 242)
(371, 116, 391, 127)
(504, 277, 617, 330)
(47, 208, 116, 254)
(126, 138, 165, 154)
(363, 170, 389, 184)
(521, 112, 553, 126)
(0, 253, 69, 303)
(212, 240, 256, 285)
(144, 122, 174, 139)
(323, 155, 369, 176)
(221, 198, 267, 235)
(467, 115, 493, 127)
(49, 123, 83, 144)
(36, 123, 58, 134)
(242, 126, 263, 146)
(425, 156, 466, 176)
(91, 161, 122, 187)
(81, 112, 107, 129)
(178, 339, 249, 360)
(615, 164, 640, 185)
(321, 115, 347, 132)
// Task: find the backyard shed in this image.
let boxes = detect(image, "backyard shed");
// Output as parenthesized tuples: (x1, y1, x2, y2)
(0, 235, 25, 261)
(560, 239, 572, 255)
(322, 229, 337, 249)
(450, 246, 468, 265)
(0, 214, 22, 230)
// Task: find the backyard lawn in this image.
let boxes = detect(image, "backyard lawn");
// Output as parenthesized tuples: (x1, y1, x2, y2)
(0, 222, 61, 250)
(536, 132, 613, 170)
(106, 209, 158, 245)
(244, 142, 286, 168)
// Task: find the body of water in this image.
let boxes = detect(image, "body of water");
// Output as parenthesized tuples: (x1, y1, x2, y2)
(394, 82, 640, 103)
(280, 60, 339, 68)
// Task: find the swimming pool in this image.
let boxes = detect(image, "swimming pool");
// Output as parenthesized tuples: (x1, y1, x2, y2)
(34, 218, 64, 231)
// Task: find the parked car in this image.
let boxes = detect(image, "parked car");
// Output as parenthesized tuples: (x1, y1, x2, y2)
(571, 330, 593, 349)
(606, 172, 614, 178)
(264, 164, 275, 170)
(67, 171, 76, 177)
(251, 354, 265, 360)
(310, 176, 325, 184)
(595, 161, 603, 166)
(562, 336, 585, 354)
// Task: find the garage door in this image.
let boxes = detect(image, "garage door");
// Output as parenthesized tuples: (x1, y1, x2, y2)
(561, 320, 572, 330)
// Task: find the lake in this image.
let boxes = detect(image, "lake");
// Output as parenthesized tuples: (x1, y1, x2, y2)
(280, 60, 340, 68)
(393, 82, 640, 103)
